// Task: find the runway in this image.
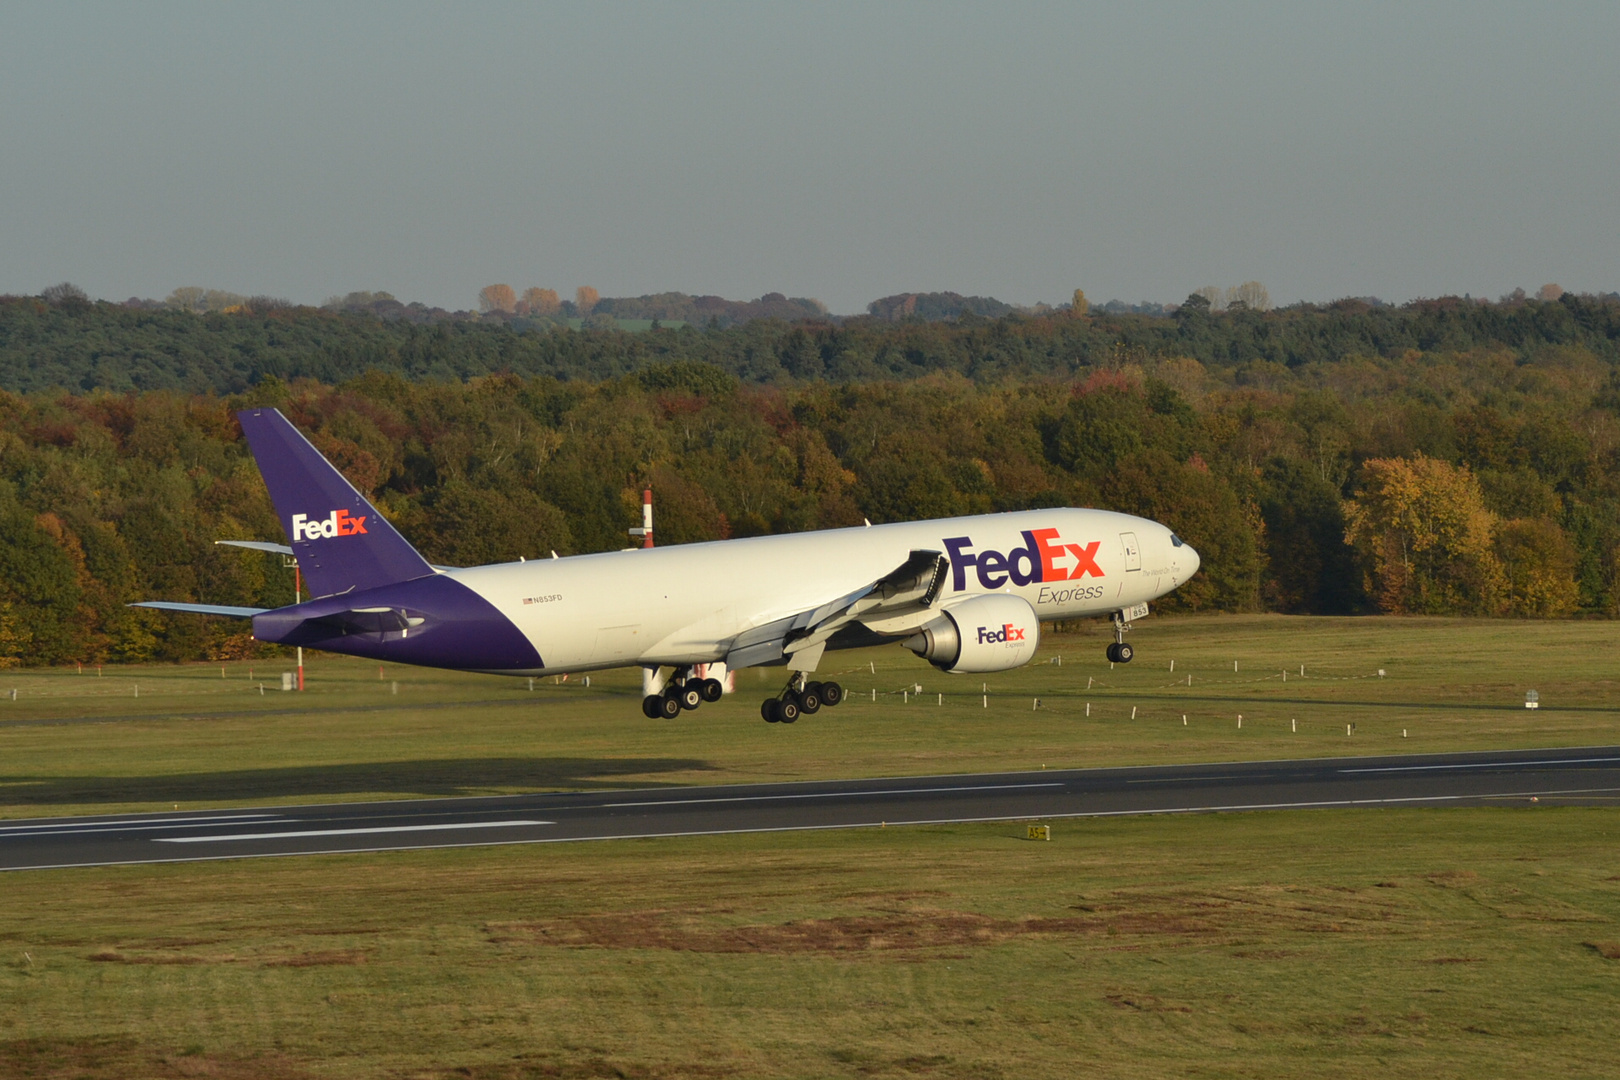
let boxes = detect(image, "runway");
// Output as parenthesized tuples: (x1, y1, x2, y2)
(4, 745, 1618, 871)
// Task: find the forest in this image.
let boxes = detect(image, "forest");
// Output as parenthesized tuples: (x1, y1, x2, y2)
(1, 289, 1618, 665)
(4, 288, 1620, 395)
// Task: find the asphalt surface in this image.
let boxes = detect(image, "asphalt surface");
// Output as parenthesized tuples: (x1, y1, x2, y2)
(4, 745, 1618, 871)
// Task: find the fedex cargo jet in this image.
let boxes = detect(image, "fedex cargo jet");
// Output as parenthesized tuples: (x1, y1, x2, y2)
(136, 409, 1201, 722)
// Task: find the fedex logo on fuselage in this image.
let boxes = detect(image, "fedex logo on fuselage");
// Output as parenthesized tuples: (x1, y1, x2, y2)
(977, 623, 1027, 645)
(291, 509, 368, 542)
(943, 529, 1104, 591)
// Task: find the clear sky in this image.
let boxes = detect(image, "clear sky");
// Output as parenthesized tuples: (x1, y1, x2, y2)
(2, 2, 1615, 313)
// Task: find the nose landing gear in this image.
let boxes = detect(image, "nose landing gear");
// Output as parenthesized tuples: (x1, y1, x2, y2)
(1104, 610, 1135, 664)
(761, 673, 844, 724)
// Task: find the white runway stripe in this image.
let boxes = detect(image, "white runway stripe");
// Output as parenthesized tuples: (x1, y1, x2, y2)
(157, 820, 553, 843)
(1340, 755, 1620, 773)
(0, 814, 284, 838)
(598, 781, 1063, 809)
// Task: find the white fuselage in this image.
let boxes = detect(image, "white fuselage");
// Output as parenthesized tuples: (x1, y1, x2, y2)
(442, 508, 1197, 675)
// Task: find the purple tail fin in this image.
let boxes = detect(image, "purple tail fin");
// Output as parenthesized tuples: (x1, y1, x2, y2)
(237, 408, 433, 598)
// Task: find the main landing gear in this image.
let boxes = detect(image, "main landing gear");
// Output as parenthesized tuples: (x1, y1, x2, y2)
(1105, 610, 1134, 664)
(761, 672, 844, 724)
(641, 668, 724, 719)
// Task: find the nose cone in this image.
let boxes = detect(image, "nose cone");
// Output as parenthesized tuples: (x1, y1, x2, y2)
(1169, 530, 1200, 580)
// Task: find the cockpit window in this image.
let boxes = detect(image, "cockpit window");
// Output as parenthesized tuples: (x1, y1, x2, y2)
(1170, 534, 1184, 547)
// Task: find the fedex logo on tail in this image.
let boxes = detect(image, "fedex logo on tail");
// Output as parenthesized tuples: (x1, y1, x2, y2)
(977, 622, 1027, 645)
(291, 509, 369, 542)
(943, 529, 1103, 591)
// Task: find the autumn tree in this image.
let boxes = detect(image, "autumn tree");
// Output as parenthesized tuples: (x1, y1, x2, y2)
(1495, 518, 1579, 617)
(1070, 289, 1089, 317)
(575, 286, 599, 314)
(479, 284, 517, 313)
(1344, 456, 1506, 614)
(520, 288, 560, 316)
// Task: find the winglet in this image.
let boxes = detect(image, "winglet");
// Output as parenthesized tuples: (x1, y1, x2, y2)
(236, 408, 434, 598)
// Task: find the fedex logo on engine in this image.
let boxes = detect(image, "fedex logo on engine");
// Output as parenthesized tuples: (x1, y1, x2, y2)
(291, 509, 368, 542)
(977, 622, 1027, 645)
(943, 529, 1103, 591)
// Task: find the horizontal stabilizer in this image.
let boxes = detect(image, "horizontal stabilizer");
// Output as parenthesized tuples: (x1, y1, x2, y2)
(218, 537, 458, 572)
(215, 539, 294, 556)
(130, 601, 267, 619)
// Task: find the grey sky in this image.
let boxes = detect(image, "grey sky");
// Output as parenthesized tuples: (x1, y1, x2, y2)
(3, 2, 1615, 313)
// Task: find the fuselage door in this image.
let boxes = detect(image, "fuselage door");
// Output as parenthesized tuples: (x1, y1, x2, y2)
(1120, 532, 1141, 572)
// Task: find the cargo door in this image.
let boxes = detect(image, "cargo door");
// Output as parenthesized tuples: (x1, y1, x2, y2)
(1120, 532, 1141, 572)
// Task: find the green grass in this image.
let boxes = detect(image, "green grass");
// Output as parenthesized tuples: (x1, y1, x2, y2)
(1, 615, 1618, 819)
(2, 809, 1618, 1078)
(2, 615, 1619, 1076)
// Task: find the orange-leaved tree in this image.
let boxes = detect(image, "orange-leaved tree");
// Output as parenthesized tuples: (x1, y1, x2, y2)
(478, 284, 517, 313)
(519, 287, 560, 316)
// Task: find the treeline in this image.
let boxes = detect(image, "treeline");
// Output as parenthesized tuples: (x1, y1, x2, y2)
(1, 339, 1616, 666)
(5, 289, 1620, 398)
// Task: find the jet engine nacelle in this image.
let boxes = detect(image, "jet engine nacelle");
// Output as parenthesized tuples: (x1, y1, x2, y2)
(903, 594, 1040, 673)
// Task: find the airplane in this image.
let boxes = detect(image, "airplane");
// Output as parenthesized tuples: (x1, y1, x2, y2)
(135, 408, 1202, 722)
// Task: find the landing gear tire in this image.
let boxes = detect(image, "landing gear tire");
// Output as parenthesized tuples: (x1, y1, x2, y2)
(677, 683, 703, 711)
(777, 695, 801, 724)
(798, 685, 822, 715)
(1106, 642, 1133, 663)
(657, 693, 682, 719)
(699, 678, 723, 703)
(641, 695, 662, 719)
(762, 699, 781, 723)
(820, 681, 843, 707)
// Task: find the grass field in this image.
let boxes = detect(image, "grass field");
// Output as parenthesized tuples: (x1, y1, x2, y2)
(2, 615, 1619, 1077)
(1, 615, 1617, 819)
(3, 810, 1618, 1078)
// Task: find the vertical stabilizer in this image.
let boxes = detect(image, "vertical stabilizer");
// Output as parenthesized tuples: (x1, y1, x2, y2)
(237, 408, 434, 598)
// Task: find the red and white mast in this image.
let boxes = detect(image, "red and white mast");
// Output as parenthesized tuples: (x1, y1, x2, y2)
(629, 488, 654, 548)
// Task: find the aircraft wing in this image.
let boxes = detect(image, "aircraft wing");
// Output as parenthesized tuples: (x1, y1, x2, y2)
(130, 601, 268, 618)
(725, 549, 948, 670)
